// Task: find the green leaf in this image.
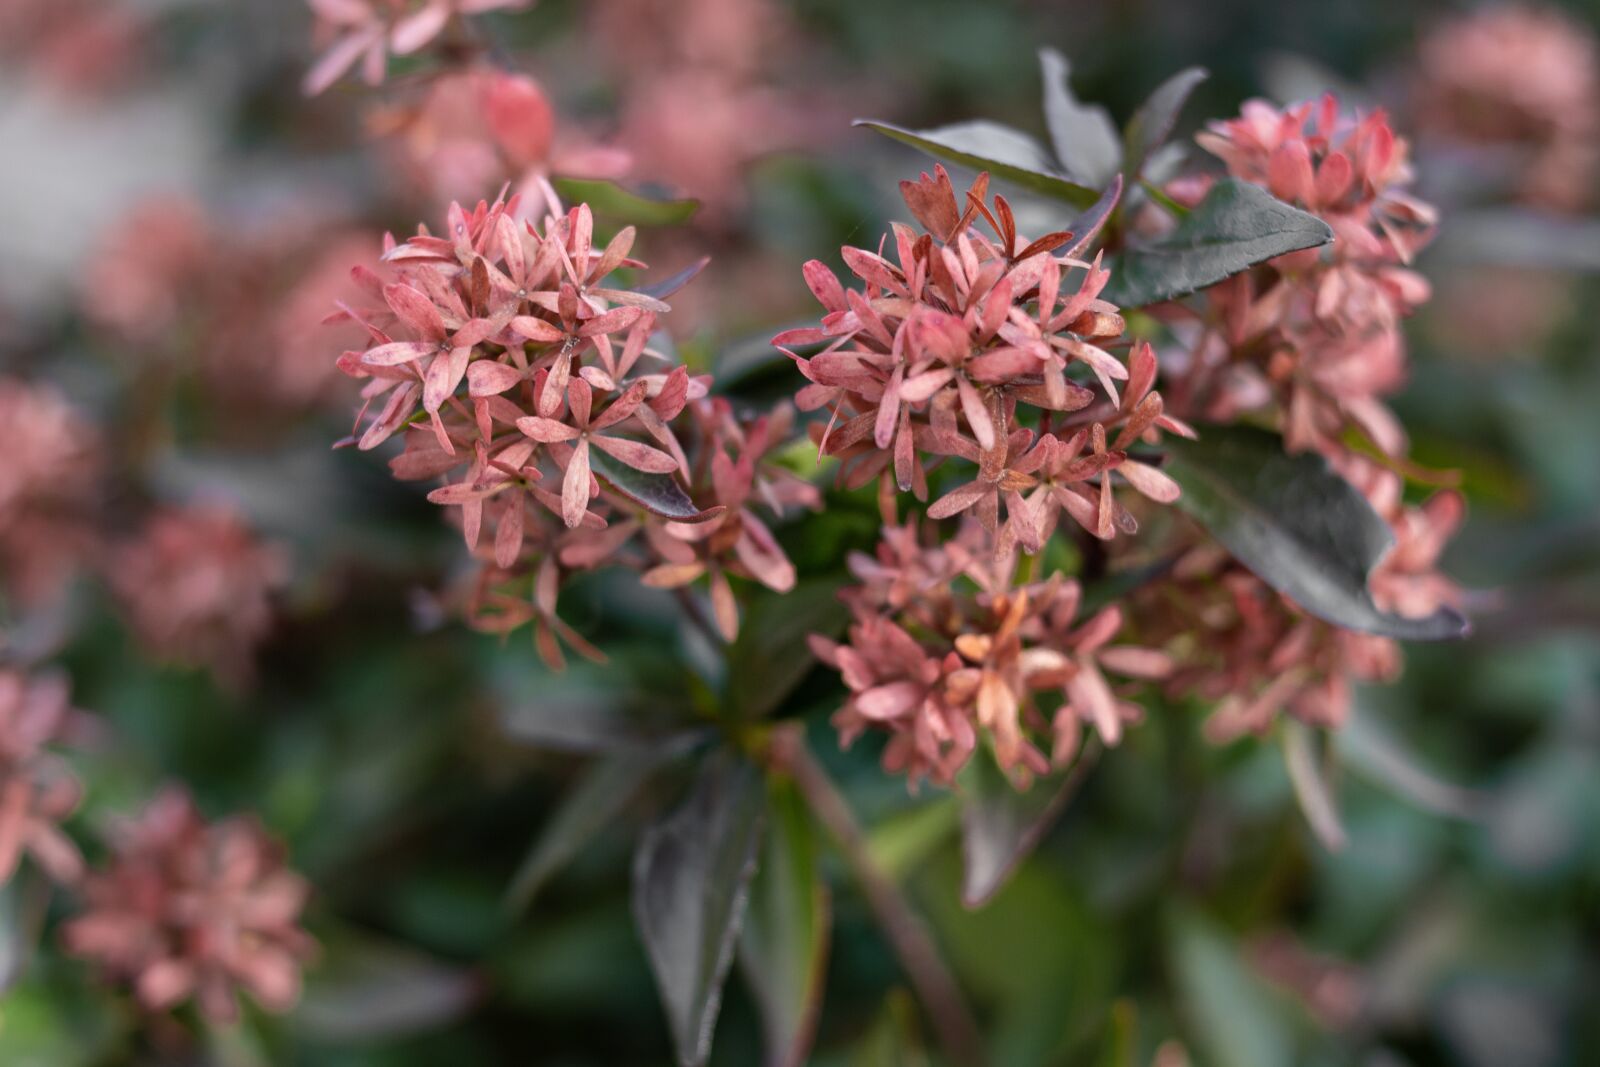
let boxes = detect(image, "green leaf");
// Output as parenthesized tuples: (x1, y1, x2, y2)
(498, 689, 704, 754)
(1104, 179, 1332, 308)
(1168, 910, 1294, 1067)
(553, 177, 699, 226)
(1062, 173, 1123, 257)
(633, 751, 767, 1067)
(1164, 425, 1469, 640)
(725, 579, 847, 720)
(505, 750, 666, 913)
(958, 742, 1100, 908)
(295, 934, 479, 1043)
(855, 119, 1101, 208)
(1282, 720, 1347, 851)
(0, 869, 48, 993)
(590, 447, 724, 523)
(1038, 48, 1122, 187)
(739, 778, 830, 1067)
(1123, 66, 1208, 180)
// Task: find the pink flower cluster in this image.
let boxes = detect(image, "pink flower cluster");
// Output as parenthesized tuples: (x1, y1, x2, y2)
(369, 67, 631, 218)
(811, 521, 1171, 786)
(0, 378, 101, 609)
(0, 670, 88, 888)
(109, 506, 289, 687)
(1413, 5, 1600, 211)
(83, 195, 378, 414)
(62, 787, 314, 1023)
(336, 195, 807, 660)
(782, 166, 1190, 548)
(1117, 97, 1465, 739)
(1189, 96, 1437, 456)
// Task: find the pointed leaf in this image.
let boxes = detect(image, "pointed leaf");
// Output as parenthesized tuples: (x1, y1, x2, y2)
(590, 447, 723, 522)
(553, 178, 700, 226)
(633, 752, 767, 1067)
(1104, 179, 1333, 308)
(1038, 48, 1121, 187)
(1164, 425, 1469, 640)
(958, 741, 1100, 907)
(727, 580, 849, 721)
(1062, 173, 1123, 257)
(739, 779, 829, 1067)
(1282, 720, 1347, 851)
(1123, 67, 1208, 179)
(506, 751, 665, 912)
(856, 120, 1101, 208)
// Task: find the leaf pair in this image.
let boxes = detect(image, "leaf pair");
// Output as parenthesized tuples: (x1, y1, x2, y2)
(632, 755, 828, 1067)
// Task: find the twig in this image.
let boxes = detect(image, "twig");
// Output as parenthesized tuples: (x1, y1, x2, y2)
(770, 726, 986, 1067)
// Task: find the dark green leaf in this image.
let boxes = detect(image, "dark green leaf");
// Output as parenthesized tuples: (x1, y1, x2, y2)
(739, 779, 830, 1067)
(0, 869, 48, 993)
(958, 742, 1100, 907)
(590, 448, 724, 523)
(553, 177, 699, 226)
(295, 935, 479, 1043)
(726, 579, 847, 720)
(1164, 425, 1469, 640)
(1104, 179, 1332, 308)
(505, 750, 666, 913)
(498, 685, 706, 754)
(1063, 173, 1123, 257)
(633, 751, 767, 1067)
(855, 119, 1101, 208)
(639, 256, 710, 301)
(1168, 910, 1294, 1067)
(1038, 48, 1121, 187)
(1123, 66, 1208, 179)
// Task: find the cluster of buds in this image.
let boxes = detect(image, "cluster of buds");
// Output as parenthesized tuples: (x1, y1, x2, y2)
(62, 787, 314, 1023)
(782, 167, 1190, 549)
(1184, 95, 1437, 456)
(0, 379, 101, 610)
(108, 506, 289, 687)
(0, 670, 88, 888)
(338, 195, 809, 662)
(811, 520, 1172, 786)
(303, 0, 533, 97)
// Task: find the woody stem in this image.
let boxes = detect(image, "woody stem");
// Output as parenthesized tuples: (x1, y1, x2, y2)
(770, 725, 987, 1067)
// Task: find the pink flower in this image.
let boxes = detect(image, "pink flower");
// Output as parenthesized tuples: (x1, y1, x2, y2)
(62, 787, 314, 1023)
(302, 0, 535, 97)
(814, 520, 1170, 787)
(0, 379, 101, 609)
(0, 669, 88, 887)
(1186, 96, 1437, 456)
(782, 166, 1175, 543)
(1412, 5, 1600, 211)
(109, 506, 288, 687)
(371, 68, 631, 217)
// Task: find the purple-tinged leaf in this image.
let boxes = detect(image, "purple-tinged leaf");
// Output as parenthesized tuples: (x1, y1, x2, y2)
(589, 447, 723, 523)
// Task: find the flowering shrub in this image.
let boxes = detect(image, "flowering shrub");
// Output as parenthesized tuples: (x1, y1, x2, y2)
(7, 5, 1596, 1066)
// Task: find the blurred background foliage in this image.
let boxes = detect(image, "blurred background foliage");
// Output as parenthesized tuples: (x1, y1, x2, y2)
(1, 0, 1598, 1064)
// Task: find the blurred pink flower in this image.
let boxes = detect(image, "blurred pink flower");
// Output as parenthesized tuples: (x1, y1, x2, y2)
(0, 378, 101, 609)
(369, 68, 630, 216)
(0, 0, 145, 96)
(0, 669, 87, 888)
(303, 0, 535, 96)
(82, 195, 213, 349)
(1413, 5, 1600, 211)
(109, 506, 288, 686)
(62, 787, 314, 1023)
